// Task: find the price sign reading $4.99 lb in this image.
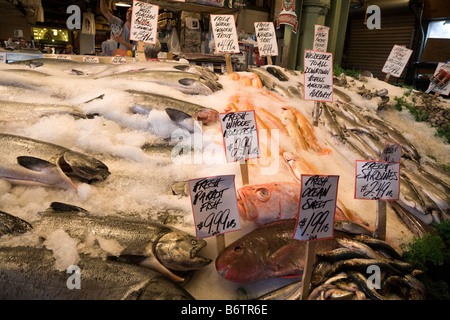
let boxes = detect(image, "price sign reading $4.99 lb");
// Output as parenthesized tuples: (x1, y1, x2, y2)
(293, 175, 339, 241)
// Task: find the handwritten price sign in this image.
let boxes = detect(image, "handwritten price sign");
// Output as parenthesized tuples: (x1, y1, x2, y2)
(293, 175, 339, 241)
(211, 15, 240, 53)
(355, 160, 400, 200)
(220, 111, 260, 163)
(188, 175, 241, 239)
(382, 45, 413, 78)
(254, 22, 278, 57)
(130, 0, 159, 44)
(379, 141, 402, 162)
(313, 25, 330, 52)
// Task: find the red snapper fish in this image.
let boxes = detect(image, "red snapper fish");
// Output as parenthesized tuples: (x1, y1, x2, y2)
(215, 219, 345, 283)
(236, 181, 348, 225)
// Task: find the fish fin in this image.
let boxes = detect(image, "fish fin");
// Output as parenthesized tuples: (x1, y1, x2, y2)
(49, 202, 88, 213)
(268, 242, 304, 277)
(173, 65, 190, 72)
(0, 210, 32, 235)
(178, 78, 196, 86)
(130, 105, 151, 115)
(17, 156, 55, 171)
(165, 108, 191, 121)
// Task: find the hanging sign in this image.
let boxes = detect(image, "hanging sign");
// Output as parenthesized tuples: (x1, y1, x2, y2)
(293, 175, 339, 241)
(188, 175, 241, 239)
(426, 62, 450, 95)
(210, 14, 240, 53)
(276, 0, 298, 33)
(220, 110, 260, 163)
(313, 25, 330, 52)
(130, 0, 159, 44)
(304, 50, 333, 102)
(355, 160, 400, 200)
(379, 141, 402, 163)
(381, 45, 413, 78)
(254, 22, 278, 57)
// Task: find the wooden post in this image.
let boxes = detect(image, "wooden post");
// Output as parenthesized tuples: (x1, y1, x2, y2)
(216, 233, 225, 254)
(301, 241, 317, 300)
(240, 160, 249, 185)
(136, 41, 146, 61)
(225, 53, 233, 74)
(374, 200, 387, 240)
(384, 73, 391, 83)
(267, 56, 273, 65)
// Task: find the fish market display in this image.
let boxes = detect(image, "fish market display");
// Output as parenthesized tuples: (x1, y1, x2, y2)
(0, 57, 448, 300)
(0, 246, 194, 300)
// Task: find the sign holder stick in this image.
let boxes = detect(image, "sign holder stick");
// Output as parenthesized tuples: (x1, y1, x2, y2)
(225, 53, 233, 74)
(216, 233, 225, 254)
(300, 240, 317, 300)
(313, 101, 321, 126)
(267, 56, 273, 65)
(374, 200, 387, 240)
(384, 73, 391, 83)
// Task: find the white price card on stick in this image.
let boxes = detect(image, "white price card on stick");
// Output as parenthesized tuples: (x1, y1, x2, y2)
(188, 175, 241, 239)
(130, 0, 159, 44)
(211, 14, 240, 53)
(382, 45, 413, 78)
(304, 50, 333, 102)
(355, 160, 400, 200)
(254, 22, 278, 57)
(220, 110, 260, 163)
(313, 25, 330, 52)
(293, 175, 339, 241)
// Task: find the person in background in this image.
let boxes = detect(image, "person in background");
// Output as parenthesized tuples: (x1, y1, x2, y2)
(144, 39, 161, 61)
(19, 37, 29, 49)
(63, 44, 74, 55)
(101, 31, 117, 56)
(100, 0, 134, 55)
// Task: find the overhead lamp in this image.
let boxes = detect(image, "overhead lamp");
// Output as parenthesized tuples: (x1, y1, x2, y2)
(116, 2, 131, 7)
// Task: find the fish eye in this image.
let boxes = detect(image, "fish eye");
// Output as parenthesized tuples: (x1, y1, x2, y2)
(255, 187, 270, 202)
(191, 239, 197, 245)
(234, 246, 243, 254)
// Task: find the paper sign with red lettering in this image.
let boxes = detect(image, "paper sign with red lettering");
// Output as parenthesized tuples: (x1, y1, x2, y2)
(304, 50, 333, 102)
(220, 110, 260, 163)
(426, 62, 450, 95)
(211, 15, 240, 53)
(382, 45, 413, 77)
(188, 175, 241, 239)
(254, 22, 278, 57)
(293, 175, 339, 241)
(130, 0, 159, 44)
(355, 160, 400, 200)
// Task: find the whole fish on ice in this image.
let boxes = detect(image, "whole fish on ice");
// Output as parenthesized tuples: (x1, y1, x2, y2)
(0, 133, 110, 189)
(101, 70, 222, 95)
(127, 89, 219, 133)
(25, 202, 212, 282)
(0, 246, 194, 300)
(0, 100, 86, 122)
(215, 219, 345, 283)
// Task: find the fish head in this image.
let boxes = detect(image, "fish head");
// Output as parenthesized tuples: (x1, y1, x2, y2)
(236, 182, 300, 224)
(154, 230, 212, 271)
(215, 237, 267, 283)
(60, 151, 110, 183)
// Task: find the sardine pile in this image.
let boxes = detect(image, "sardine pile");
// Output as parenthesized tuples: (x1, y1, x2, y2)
(309, 224, 426, 300)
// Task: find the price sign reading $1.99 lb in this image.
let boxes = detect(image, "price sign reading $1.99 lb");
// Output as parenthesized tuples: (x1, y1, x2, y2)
(293, 175, 339, 241)
(188, 175, 241, 239)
